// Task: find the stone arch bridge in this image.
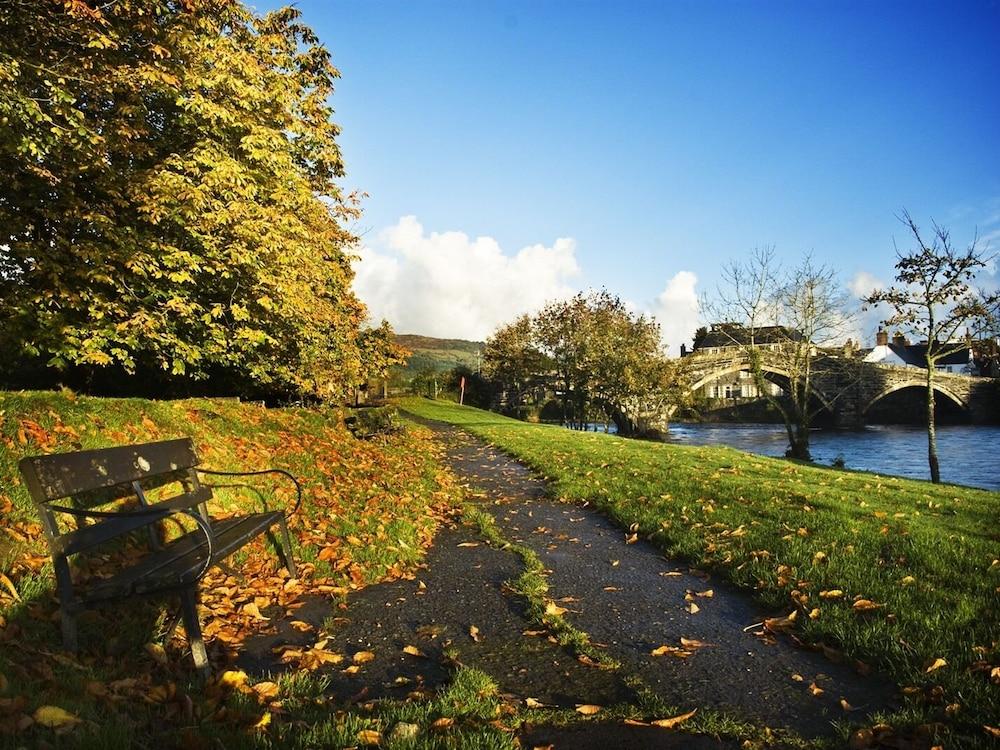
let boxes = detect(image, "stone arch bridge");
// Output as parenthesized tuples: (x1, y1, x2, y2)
(664, 350, 997, 428)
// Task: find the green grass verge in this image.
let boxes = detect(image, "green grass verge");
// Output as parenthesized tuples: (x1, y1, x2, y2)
(400, 397, 1000, 745)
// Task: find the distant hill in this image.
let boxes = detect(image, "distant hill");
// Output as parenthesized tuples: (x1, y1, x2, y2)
(394, 334, 483, 379)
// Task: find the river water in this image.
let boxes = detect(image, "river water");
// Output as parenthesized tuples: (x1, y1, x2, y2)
(661, 423, 1000, 491)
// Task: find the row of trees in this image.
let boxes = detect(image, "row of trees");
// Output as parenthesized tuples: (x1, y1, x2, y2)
(0, 0, 403, 401)
(482, 291, 682, 435)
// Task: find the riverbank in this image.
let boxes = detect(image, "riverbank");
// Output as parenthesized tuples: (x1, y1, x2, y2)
(401, 397, 1000, 746)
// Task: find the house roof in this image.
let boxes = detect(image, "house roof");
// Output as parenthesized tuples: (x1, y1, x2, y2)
(900, 344, 972, 366)
(696, 324, 803, 349)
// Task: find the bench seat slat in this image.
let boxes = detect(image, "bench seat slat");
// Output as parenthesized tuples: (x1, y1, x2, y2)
(81, 511, 284, 604)
(57, 487, 213, 557)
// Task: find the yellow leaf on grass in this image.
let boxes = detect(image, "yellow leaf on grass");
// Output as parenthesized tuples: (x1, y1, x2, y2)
(575, 704, 602, 715)
(431, 717, 455, 730)
(357, 729, 382, 745)
(853, 599, 880, 613)
(33, 705, 82, 728)
(651, 708, 697, 728)
(252, 681, 280, 701)
(402, 645, 425, 657)
(925, 658, 947, 673)
(819, 589, 844, 600)
(353, 651, 376, 664)
(808, 681, 824, 696)
(984, 726, 1000, 739)
(545, 602, 568, 617)
(254, 712, 272, 730)
(525, 697, 549, 708)
(219, 670, 249, 690)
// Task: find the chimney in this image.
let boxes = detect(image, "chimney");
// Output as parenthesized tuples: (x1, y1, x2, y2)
(892, 331, 906, 347)
(875, 328, 888, 347)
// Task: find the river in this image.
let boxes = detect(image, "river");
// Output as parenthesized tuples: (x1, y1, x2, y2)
(660, 423, 1000, 491)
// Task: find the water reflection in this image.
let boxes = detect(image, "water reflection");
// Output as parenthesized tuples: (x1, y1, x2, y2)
(662, 423, 1000, 491)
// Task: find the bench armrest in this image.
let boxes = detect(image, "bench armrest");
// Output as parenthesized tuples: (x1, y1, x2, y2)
(45, 504, 216, 587)
(196, 468, 302, 517)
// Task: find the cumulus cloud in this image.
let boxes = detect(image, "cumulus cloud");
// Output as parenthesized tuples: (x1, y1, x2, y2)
(352, 216, 580, 340)
(842, 270, 888, 346)
(650, 271, 701, 356)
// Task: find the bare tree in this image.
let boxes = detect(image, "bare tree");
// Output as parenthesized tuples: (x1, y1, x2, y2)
(864, 211, 998, 483)
(704, 248, 853, 460)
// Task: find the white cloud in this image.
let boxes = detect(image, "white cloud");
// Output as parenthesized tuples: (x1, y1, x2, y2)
(352, 216, 580, 340)
(651, 271, 700, 356)
(846, 270, 889, 346)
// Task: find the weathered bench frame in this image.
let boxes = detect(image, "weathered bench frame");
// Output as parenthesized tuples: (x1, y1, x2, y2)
(18, 437, 300, 674)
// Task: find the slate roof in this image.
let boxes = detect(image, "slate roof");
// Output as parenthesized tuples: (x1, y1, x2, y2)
(696, 325, 803, 349)
(895, 343, 972, 366)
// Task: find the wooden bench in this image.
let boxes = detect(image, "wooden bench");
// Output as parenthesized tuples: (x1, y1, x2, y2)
(17, 437, 300, 674)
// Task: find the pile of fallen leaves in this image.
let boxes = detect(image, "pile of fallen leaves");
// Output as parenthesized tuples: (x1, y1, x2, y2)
(0, 391, 460, 744)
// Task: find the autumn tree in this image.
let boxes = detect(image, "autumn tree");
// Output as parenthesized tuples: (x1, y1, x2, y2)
(704, 248, 853, 460)
(481, 314, 548, 409)
(0, 0, 386, 400)
(864, 211, 999, 483)
(485, 291, 679, 433)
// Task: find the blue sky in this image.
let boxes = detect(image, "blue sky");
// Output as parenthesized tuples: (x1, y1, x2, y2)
(256, 0, 1000, 347)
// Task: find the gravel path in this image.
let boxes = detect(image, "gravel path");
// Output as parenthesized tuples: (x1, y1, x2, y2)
(240, 418, 898, 745)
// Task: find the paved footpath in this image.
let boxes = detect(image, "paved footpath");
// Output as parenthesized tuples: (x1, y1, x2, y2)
(242, 419, 898, 746)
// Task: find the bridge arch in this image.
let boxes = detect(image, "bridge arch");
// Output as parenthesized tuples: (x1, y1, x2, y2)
(686, 362, 836, 414)
(863, 380, 967, 415)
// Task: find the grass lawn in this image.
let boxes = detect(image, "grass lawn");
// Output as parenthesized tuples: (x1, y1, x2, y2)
(401, 397, 1000, 745)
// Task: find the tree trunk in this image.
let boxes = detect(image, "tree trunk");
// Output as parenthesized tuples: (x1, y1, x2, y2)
(926, 367, 941, 483)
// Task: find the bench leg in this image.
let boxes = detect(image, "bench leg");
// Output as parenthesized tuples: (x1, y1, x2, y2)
(267, 518, 297, 577)
(54, 557, 78, 654)
(179, 588, 210, 676)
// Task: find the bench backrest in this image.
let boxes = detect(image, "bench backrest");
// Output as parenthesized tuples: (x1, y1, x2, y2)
(18, 438, 209, 557)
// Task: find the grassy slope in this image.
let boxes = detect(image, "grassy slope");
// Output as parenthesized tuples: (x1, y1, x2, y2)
(0, 390, 465, 747)
(401, 398, 1000, 741)
(394, 334, 481, 379)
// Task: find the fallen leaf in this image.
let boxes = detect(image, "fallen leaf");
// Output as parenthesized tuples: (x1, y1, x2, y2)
(650, 708, 697, 728)
(456, 542, 479, 547)
(925, 658, 947, 673)
(819, 589, 844, 599)
(357, 728, 382, 745)
(679, 637, 712, 648)
(253, 712, 272, 730)
(430, 717, 455, 730)
(984, 726, 1000, 739)
(144, 643, 168, 666)
(575, 704, 601, 715)
(791, 673, 804, 681)
(219, 670, 249, 690)
(852, 599, 880, 613)
(252, 681, 280, 701)
(840, 698, 854, 711)
(402, 645, 425, 657)
(525, 697, 549, 708)
(243, 602, 269, 621)
(686, 602, 700, 614)
(849, 728, 874, 749)
(544, 601, 568, 617)
(353, 650, 376, 664)
(808, 681, 824, 697)
(469, 625, 481, 642)
(33, 705, 82, 729)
